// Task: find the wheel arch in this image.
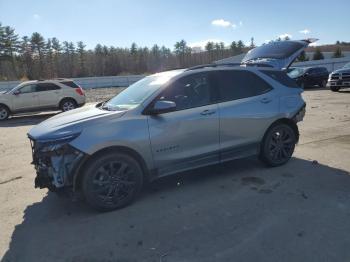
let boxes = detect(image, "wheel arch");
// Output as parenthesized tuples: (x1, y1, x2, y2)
(263, 118, 300, 144)
(0, 103, 11, 113)
(73, 145, 150, 191)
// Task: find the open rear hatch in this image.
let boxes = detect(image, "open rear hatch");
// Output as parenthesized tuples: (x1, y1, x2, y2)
(241, 39, 318, 70)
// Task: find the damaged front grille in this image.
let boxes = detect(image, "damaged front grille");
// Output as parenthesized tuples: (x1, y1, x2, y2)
(28, 135, 85, 191)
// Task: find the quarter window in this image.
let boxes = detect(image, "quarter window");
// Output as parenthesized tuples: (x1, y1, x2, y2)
(215, 70, 272, 102)
(158, 73, 212, 111)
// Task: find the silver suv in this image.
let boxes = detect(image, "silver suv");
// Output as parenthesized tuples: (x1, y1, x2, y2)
(28, 40, 309, 211)
(0, 79, 86, 120)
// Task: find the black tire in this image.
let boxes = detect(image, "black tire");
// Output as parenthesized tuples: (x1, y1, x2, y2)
(82, 152, 144, 211)
(60, 98, 77, 112)
(320, 80, 327, 88)
(330, 86, 340, 92)
(0, 105, 10, 121)
(260, 123, 296, 167)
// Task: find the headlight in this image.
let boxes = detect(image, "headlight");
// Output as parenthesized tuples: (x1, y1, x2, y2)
(36, 133, 81, 153)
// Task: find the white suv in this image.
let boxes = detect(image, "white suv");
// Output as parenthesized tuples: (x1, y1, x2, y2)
(0, 79, 86, 120)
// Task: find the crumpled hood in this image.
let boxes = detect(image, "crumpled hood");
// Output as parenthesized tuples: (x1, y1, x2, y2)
(332, 68, 350, 74)
(28, 104, 127, 141)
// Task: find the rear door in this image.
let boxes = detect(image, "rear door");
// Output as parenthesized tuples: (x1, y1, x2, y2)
(147, 72, 220, 176)
(241, 39, 317, 70)
(36, 83, 62, 108)
(12, 84, 40, 111)
(214, 70, 279, 161)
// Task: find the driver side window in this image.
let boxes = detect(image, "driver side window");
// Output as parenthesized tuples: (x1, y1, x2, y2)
(19, 84, 37, 94)
(159, 73, 211, 111)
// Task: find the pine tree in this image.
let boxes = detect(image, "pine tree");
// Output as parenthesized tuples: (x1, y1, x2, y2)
(312, 48, 324, 60)
(2, 26, 20, 77)
(332, 47, 343, 58)
(77, 41, 86, 76)
(250, 37, 255, 48)
(237, 40, 245, 53)
(297, 51, 309, 62)
(30, 32, 46, 78)
(230, 41, 238, 55)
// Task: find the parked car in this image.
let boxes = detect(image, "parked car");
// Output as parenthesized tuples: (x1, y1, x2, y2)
(327, 62, 350, 92)
(28, 40, 310, 211)
(0, 79, 86, 121)
(287, 66, 329, 88)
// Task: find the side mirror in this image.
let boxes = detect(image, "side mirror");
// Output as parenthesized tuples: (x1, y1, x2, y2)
(13, 90, 20, 95)
(149, 100, 176, 115)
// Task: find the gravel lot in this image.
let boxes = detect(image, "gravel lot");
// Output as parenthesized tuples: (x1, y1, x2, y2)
(1, 88, 350, 262)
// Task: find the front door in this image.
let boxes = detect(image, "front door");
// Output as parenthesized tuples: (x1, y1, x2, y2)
(12, 84, 39, 111)
(147, 72, 220, 176)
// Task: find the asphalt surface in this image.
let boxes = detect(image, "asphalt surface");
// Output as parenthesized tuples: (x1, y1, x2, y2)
(1, 87, 350, 262)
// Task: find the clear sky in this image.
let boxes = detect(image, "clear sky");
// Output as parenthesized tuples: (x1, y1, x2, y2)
(1, 0, 349, 50)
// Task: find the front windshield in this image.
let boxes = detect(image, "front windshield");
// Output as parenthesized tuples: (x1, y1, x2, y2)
(343, 62, 350, 69)
(103, 70, 182, 110)
(287, 67, 305, 78)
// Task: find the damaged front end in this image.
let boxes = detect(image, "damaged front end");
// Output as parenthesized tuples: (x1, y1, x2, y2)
(28, 133, 86, 192)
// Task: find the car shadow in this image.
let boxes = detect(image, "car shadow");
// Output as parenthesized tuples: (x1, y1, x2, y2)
(2, 157, 350, 262)
(338, 89, 350, 94)
(302, 86, 327, 91)
(0, 112, 58, 128)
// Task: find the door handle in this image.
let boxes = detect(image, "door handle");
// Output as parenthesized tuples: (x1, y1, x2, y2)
(260, 97, 272, 104)
(200, 109, 216, 116)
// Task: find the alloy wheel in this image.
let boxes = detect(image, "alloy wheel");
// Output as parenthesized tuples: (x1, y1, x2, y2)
(0, 107, 9, 120)
(268, 126, 295, 163)
(62, 101, 76, 111)
(91, 161, 137, 206)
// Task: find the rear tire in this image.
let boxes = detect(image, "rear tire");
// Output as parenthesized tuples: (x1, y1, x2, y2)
(60, 98, 77, 112)
(82, 152, 144, 211)
(260, 123, 296, 167)
(0, 105, 10, 121)
(330, 86, 340, 92)
(320, 80, 327, 88)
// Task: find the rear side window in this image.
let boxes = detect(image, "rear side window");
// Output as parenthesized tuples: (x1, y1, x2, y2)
(36, 83, 60, 91)
(61, 81, 79, 88)
(261, 70, 299, 88)
(215, 70, 272, 102)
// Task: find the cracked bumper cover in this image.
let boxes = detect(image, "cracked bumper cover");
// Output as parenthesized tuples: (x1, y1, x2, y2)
(28, 135, 86, 191)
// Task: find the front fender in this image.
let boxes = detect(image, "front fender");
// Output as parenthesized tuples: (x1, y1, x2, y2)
(69, 116, 154, 171)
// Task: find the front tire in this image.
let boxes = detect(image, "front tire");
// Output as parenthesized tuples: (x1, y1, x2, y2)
(330, 86, 340, 92)
(320, 80, 327, 88)
(0, 105, 10, 121)
(82, 152, 143, 211)
(260, 123, 296, 167)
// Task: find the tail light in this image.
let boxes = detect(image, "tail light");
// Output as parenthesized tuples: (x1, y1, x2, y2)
(75, 87, 84, 96)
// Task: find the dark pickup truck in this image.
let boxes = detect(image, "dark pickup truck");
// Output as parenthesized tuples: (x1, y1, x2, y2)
(328, 62, 350, 91)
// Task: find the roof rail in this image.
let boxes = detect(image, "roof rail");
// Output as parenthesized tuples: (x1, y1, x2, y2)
(185, 63, 241, 71)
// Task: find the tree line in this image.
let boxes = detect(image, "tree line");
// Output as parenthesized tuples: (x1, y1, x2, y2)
(0, 22, 254, 81)
(0, 21, 348, 81)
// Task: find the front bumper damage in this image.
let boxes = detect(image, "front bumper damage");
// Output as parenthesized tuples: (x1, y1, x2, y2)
(28, 136, 86, 191)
